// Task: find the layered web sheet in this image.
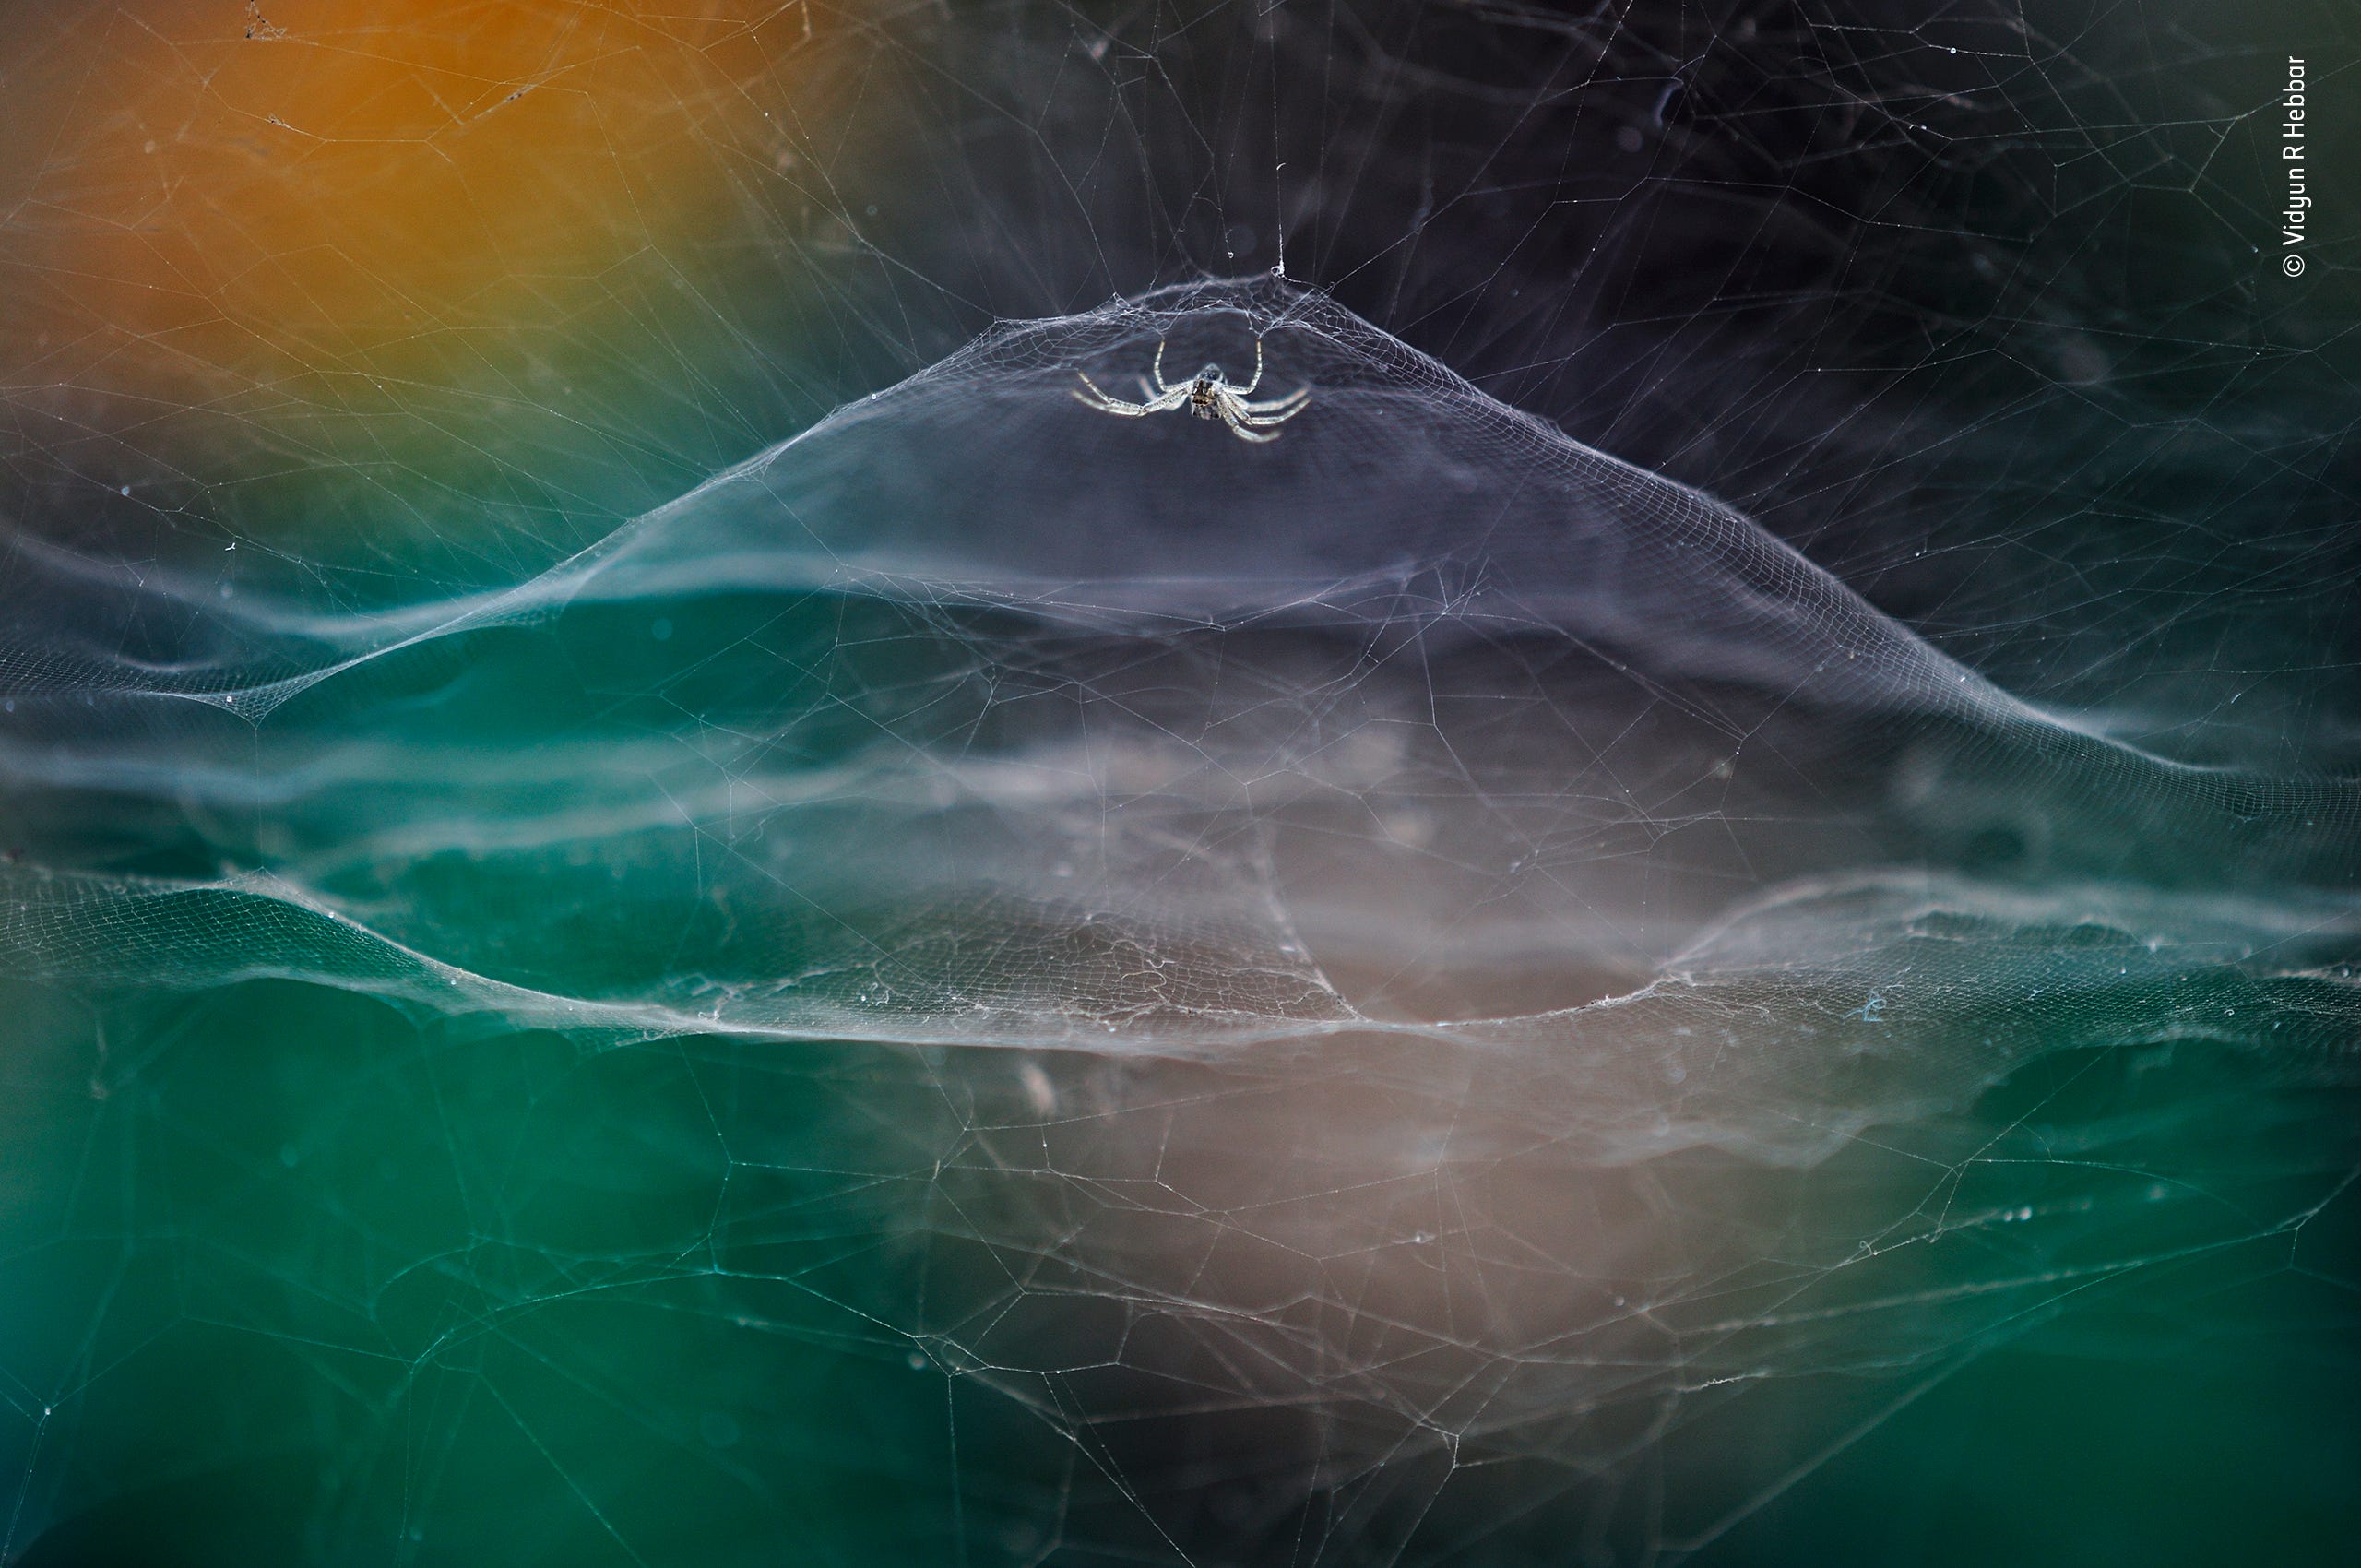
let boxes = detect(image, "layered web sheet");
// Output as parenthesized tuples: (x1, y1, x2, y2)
(6, 279, 2358, 1563)
(0, 2, 2355, 1565)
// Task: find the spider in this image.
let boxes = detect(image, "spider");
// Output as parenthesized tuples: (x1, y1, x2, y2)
(1072, 338, 1311, 443)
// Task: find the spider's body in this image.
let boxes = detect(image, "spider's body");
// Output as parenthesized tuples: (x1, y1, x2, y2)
(1073, 339, 1311, 443)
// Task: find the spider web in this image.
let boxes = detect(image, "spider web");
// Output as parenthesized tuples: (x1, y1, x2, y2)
(0, 3, 2355, 1566)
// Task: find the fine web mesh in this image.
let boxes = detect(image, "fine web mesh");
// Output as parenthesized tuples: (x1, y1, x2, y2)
(0, 2, 2355, 1564)
(3, 279, 2357, 1562)
(6, 278, 2353, 1036)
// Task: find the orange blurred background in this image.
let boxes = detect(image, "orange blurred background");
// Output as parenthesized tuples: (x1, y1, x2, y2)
(1, 0, 846, 552)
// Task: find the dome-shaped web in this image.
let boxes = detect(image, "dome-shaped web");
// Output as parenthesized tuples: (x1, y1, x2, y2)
(1, 279, 2355, 1565)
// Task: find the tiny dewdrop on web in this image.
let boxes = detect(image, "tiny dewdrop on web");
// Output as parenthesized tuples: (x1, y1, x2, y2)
(1072, 337, 1311, 442)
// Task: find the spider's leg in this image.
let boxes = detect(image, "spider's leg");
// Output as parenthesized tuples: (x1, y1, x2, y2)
(1236, 385, 1310, 414)
(1074, 371, 1148, 414)
(1233, 397, 1308, 428)
(1073, 388, 1146, 416)
(1234, 337, 1264, 397)
(1217, 399, 1281, 443)
(1151, 339, 1172, 393)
